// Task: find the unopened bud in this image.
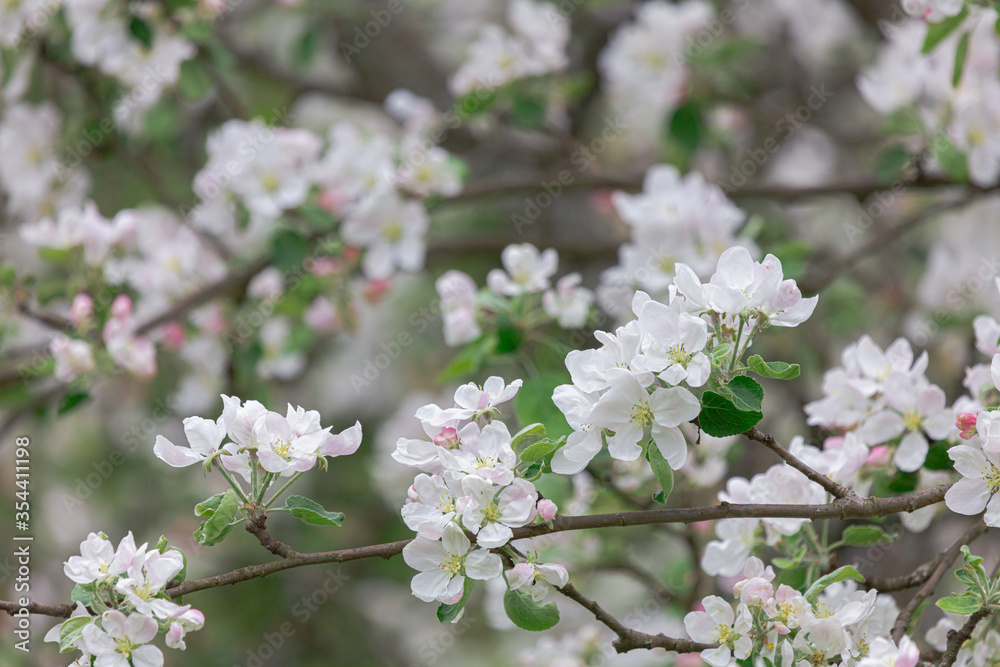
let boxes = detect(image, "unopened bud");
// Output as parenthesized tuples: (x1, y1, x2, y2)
(537, 499, 558, 521)
(957, 413, 978, 440)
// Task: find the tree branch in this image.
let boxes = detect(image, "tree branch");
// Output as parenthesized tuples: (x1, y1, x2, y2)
(891, 519, 988, 642)
(939, 608, 991, 667)
(743, 426, 853, 499)
(4, 483, 952, 618)
(245, 513, 296, 558)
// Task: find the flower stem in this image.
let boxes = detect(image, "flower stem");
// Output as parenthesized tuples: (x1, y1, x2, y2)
(264, 471, 307, 509)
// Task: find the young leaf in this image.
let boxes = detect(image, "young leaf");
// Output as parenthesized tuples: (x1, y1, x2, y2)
(841, 525, 897, 547)
(281, 496, 345, 527)
(936, 595, 981, 615)
(922, 8, 968, 53)
(194, 492, 229, 517)
(519, 437, 566, 463)
(804, 565, 865, 602)
(503, 587, 560, 631)
(70, 584, 94, 607)
(194, 489, 240, 546)
(512, 423, 546, 451)
(699, 390, 763, 437)
(437, 579, 474, 624)
(646, 441, 675, 504)
(724, 376, 764, 412)
(747, 355, 801, 381)
(59, 616, 93, 653)
(953, 31, 971, 87)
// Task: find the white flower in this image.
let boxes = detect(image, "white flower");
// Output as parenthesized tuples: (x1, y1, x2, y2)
(507, 561, 569, 602)
(164, 607, 205, 651)
(153, 416, 226, 468)
(438, 420, 518, 486)
(402, 523, 503, 602)
(683, 597, 753, 666)
(550, 384, 604, 475)
(64, 532, 137, 585)
(634, 292, 711, 386)
(221, 394, 269, 448)
(253, 411, 330, 476)
(427, 376, 523, 426)
(115, 549, 188, 619)
(701, 518, 757, 577)
(402, 471, 467, 540)
(437, 270, 481, 347)
(945, 443, 1000, 525)
(50, 335, 95, 383)
(487, 244, 559, 296)
(342, 191, 429, 279)
(460, 477, 537, 548)
(588, 370, 700, 467)
(862, 373, 955, 471)
(81, 611, 163, 667)
(542, 273, 594, 328)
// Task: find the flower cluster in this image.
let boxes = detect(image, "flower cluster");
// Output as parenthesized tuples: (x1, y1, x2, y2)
(154, 394, 362, 479)
(554, 246, 817, 475)
(46, 532, 204, 667)
(394, 377, 567, 607)
(597, 164, 752, 316)
(449, 0, 569, 96)
(857, 5, 1000, 186)
(805, 335, 958, 473)
(685, 558, 903, 667)
(436, 243, 595, 348)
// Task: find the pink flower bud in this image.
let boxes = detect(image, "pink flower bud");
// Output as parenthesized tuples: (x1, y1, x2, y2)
(365, 278, 391, 302)
(110, 294, 132, 319)
(305, 297, 339, 333)
(866, 445, 891, 467)
(70, 293, 93, 327)
(537, 499, 558, 521)
(308, 257, 340, 277)
(433, 427, 460, 449)
(160, 323, 186, 350)
(957, 413, 978, 440)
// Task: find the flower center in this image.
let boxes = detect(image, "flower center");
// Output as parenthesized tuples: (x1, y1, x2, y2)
(115, 636, 136, 658)
(273, 439, 293, 460)
(482, 501, 503, 524)
(435, 494, 455, 513)
(383, 221, 403, 242)
(903, 411, 924, 432)
(984, 465, 1000, 494)
(439, 553, 464, 577)
(261, 173, 281, 192)
(629, 402, 653, 428)
(712, 623, 735, 645)
(665, 343, 692, 366)
(813, 601, 833, 619)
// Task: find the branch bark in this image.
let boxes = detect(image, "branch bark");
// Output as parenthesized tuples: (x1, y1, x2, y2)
(743, 426, 853, 499)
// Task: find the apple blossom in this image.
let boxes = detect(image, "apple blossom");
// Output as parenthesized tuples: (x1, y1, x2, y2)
(506, 561, 569, 602)
(402, 523, 503, 602)
(683, 596, 753, 666)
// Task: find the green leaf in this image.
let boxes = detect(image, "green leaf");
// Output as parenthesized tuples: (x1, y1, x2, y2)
(512, 423, 546, 451)
(437, 579, 474, 624)
(710, 343, 733, 366)
(271, 230, 310, 273)
(69, 584, 94, 607)
(515, 374, 572, 439)
(875, 144, 913, 185)
(59, 616, 93, 653)
(646, 441, 675, 504)
(955, 569, 975, 586)
(281, 495, 345, 527)
(503, 587, 560, 631)
(437, 335, 495, 382)
(930, 137, 968, 182)
(924, 440, 955, 471)
(747, 355, 801, 381)
(953, 31, 971, 87)
(936, 595, 981, 615)
(519, 437, 565, 464)
(772, 557, 799, 569)
(496, 313, 523, 353)
(699, 391, 763, 438)
(922, 8, 968, 53)
(668, 98, 703, 156)
(721, 376, 764, 412)
(178, 60, 213, 100)
(129, 16, 154, 48)
(194, 489, 240, 546)
(37, 247, 77, 268)
(841, 525, 897, 547)
(58, 392, 90, 415)
(510, 93, 546, 130)
(804, 566, 865, 602)
(194, 492, 229, 517)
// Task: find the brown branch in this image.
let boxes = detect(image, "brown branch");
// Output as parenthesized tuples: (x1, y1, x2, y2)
(865, 559, 938, 593)
(939, 608, 992, 667)
(743, 426, 853, 499)
(891, 519, 988, 642)
(0, 600, 74, 619)
(245, 514, 296, 558)
(556, 582, 712, 654)
(5, 483, 952, 617)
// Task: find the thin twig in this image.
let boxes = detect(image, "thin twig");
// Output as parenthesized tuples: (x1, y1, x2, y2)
(939, 608, 991, 667)
(743, 426, 853, 499)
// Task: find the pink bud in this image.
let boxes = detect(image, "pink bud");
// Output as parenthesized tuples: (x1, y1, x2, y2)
(308, 257, 340, 277)
(317, 187, 348, 214)
(365, 278, 391, 302)
(110, 294, 132, 319)
(866, 445, 891, 467)
(433, 427, 460, 449)
(957, 413, 978, 440)
(70, 293, 93, 326)
(160, 323, 186, 350)
(305, 297, 340, 333)
(537, 499, 558, 522)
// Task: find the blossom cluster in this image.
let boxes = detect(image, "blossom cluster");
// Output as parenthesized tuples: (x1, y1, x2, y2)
(685, 558, 903, 666)
(153, 394, 362, 479)
(436, 243, 595, 348)
(804, 335, 959, 474)
(857, 5, 1000, 186)
(394, 377, 568, 606)
(597, 164, 753, 317)
(46, 532, 204, 667)
(554, 246, 817, 475)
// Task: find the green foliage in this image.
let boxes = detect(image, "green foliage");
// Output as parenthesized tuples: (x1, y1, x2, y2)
(699, 376, 764, 437)
(646, 440, 674, 504)
(922, 8, 968, 53)
(194, 489, 240, 546)
(804, 566, 864, 603)
(747, 355, 800, 380)
(503, 587, 560, 631)
(279, 496, 345, 527)
(437, 579, 474, 624)
(516, 374, 572, 439)
(840, 525, 897, 547)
